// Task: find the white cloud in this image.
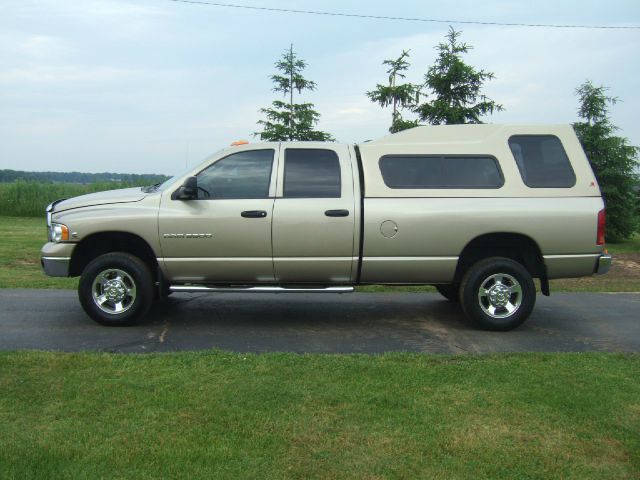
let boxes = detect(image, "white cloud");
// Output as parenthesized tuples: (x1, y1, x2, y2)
(8, 0, 168, 39)
(17, 34, 74, 59)
(0, 66, 135, 85)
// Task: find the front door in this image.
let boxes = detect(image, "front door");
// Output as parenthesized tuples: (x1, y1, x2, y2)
(272, 145, 357, 283)
(158, 147, 277, 283)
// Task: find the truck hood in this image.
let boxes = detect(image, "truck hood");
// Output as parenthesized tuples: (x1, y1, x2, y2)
(53, 187, 148, 212)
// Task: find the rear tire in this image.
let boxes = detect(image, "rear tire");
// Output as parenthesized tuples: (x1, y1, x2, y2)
(460, 257, 535, 331)
(435, 284, 459, 302)
(78, 252, 154, 326)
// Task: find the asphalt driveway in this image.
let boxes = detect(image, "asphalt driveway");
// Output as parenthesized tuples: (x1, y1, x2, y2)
(0, 289, 638, 353)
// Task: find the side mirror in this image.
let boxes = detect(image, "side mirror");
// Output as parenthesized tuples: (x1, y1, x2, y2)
(173, 176, 198, 200)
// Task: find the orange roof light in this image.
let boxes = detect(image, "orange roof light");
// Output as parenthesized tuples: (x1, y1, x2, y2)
(231, 140, 249, 146)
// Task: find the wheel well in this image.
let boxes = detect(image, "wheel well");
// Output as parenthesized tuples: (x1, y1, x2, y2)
(453, 233, 545, 284)
(69, 232, 158, 278)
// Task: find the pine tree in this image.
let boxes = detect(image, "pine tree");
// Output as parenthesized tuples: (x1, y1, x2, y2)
(573, 81, 639, 241)
(416, 27, 503, 125)
(366, 50, 421, 133)
(256, 45, 333, 141)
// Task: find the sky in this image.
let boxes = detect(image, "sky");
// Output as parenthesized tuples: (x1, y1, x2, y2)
(1, 0, 639, 175)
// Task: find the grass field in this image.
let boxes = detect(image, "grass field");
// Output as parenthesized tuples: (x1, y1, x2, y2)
(0, 180, 158, 217)
(0, 351, 638, 479)
(2, 216, 638, 292)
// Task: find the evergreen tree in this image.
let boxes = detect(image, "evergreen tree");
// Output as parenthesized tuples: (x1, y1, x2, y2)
(256, 45, 333, 141)
(416, 27, 503, 125)
(573, 81, 639, 241)
(366, 50, 421, 133)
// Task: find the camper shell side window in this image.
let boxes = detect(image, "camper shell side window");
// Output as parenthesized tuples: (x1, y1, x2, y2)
(378, 155, 504, 189)
(508, 135, 577, 188)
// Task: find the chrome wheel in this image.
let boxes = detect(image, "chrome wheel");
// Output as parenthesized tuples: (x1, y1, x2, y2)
(91, 268, 137, 315)
(477, 273, 522, 319)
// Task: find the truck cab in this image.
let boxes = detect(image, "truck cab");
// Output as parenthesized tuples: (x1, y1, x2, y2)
(158, 142, 360, 285)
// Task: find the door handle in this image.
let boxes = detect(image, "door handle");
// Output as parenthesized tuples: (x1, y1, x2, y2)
(241, 210, 267, 218)
(325, 209, 349, 217)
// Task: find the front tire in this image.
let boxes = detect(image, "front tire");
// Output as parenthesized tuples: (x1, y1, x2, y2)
(460, 257, 536, 331)
(78, 253, 154, 326)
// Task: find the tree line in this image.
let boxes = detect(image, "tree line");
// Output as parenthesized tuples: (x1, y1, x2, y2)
(0, 170, 168, 185)
(254, 28, 639, 241)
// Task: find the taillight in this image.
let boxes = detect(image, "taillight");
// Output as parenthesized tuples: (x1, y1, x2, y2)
(597, 209, 606, 245)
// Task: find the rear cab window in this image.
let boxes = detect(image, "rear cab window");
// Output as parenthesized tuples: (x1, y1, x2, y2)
(378, 155, 504, 189)
(508, 135, 576, 188)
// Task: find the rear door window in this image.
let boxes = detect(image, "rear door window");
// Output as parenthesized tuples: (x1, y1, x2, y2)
(508, 135, 576, 188)
(283, 149, 341, 198)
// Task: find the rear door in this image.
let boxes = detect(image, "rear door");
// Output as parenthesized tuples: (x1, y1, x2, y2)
(272, 144, 357, 283)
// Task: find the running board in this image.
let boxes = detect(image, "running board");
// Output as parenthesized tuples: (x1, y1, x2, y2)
(169, 285, 355, 294)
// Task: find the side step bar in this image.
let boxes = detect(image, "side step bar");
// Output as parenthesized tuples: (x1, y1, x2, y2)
(169, 285, 355, 294)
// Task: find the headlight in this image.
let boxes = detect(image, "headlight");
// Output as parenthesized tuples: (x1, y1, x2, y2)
(49, 223, 69, 242)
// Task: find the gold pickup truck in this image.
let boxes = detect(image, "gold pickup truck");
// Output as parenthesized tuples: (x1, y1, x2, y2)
(42, 124, 611, 330)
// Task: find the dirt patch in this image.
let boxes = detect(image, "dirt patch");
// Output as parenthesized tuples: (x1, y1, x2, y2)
(14, 260, 37, 266)
(610, 253, 640, 279)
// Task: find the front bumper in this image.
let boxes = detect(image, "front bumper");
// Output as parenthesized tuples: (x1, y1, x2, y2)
(40, 242, 76, 277)
(595, 254, 612, 275)
(41, 256, 71, 277)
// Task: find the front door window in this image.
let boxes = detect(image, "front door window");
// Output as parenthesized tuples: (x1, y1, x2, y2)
(197, 149, 274, 199)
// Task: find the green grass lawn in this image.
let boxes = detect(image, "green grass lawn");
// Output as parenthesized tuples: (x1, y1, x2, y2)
(607, 234, 640, 254)
(0, 216, 76, 289)
(0, 351, 638, 479)
(1, 216, 638, 292)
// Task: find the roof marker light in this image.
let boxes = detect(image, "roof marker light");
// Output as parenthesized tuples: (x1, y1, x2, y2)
(231, 140, 249, 146)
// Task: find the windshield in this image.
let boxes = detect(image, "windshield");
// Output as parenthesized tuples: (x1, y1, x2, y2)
(143, 174, 181, 193)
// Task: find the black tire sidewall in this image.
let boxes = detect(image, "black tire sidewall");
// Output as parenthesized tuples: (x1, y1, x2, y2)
(460, 257, 536, 331)
(78, 253, 154, 326)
